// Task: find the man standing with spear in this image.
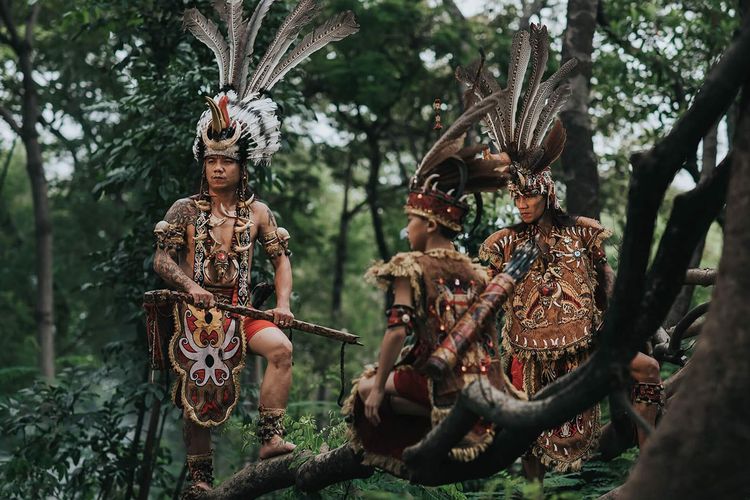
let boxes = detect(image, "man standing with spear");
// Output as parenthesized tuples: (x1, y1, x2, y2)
(148, 0, 358, 496)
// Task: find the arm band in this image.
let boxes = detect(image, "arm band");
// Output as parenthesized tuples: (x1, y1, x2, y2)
(385, 304, 415, 334)
(262, 227, 291, 258)
(154, 220, 186, 251)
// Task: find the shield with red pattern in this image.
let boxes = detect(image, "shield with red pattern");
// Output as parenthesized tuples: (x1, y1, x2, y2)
(170, 303, 245, 427)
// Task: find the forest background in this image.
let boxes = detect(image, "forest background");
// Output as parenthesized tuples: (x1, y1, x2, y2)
(0, 0, 737, 498)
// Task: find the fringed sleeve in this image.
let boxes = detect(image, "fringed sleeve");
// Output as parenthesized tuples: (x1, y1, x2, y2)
(365, 251, 424, 304)
(576, 217, 613, 263)
(479, 229, 514, 277)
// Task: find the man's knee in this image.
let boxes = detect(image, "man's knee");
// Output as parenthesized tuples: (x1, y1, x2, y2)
(630, 353, 660, 383)
(267, 335, 293, 369)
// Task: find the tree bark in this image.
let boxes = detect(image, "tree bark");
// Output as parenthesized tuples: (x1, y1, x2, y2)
(664, 121, 719, 326)
(618, 64, 750, 500)
(366, 133, 391, 261)
(197, 446, 373, 499)
(0, 3, 55, 379)
(560, 0, 601, 219)
(332, 158, 354, 321)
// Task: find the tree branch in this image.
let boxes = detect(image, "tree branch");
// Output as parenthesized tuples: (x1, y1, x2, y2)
(24, 4, 40, 46)
(0, 0, 20, 48)
(667, 301, 710, 354)
(38, 115, 79, 168)
(196, 445, 373, 499)
(0, 104, 20, 134)
(684, 268, 716, 286)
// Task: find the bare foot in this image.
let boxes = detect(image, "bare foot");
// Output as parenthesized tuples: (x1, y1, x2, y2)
(259, 435, 296, 460)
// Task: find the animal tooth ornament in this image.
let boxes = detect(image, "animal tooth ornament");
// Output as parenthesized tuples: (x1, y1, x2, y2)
(150, 2, 358, 495)
(456, 23, 576, 209)
(184, 0, 360, 166)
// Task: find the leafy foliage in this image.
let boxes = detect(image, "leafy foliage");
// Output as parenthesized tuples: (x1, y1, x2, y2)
(0, 0, 735, 497)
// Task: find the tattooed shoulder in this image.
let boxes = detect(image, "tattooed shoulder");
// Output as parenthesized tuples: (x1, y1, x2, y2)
(265, 206, 278, 228)
(164, 198, 198, 227)
(251, 200, 278, 229)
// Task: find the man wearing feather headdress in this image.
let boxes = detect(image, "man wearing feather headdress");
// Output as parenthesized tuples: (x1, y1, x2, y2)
(464, 24, 662, 477)
(342, 94, 542, 475)
(151, 0, 358, 495)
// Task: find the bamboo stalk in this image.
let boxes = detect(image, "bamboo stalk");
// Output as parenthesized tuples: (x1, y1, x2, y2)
(143, 289, 362, 346)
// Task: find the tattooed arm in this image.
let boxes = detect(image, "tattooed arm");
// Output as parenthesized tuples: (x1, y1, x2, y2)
(256, 201, 294, 325)
(153, 198, 215, 306)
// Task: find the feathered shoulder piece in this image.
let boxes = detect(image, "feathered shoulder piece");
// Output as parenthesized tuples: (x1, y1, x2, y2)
(456, 24, 576, 204)
(184, 0, 359, 165)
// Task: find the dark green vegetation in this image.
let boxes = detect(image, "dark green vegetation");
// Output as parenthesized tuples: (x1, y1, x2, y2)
(0, 0, 736, 498)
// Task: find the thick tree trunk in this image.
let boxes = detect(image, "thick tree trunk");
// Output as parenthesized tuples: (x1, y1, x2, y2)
(618, 73, 750, 500)
(560, 0, 601, 219)
(0, 4, 54, 379)
(664, 122, 719, 326)
(15, 12, 55, 379)
(24, 130, 55, 379)
(366, 135, 390, 261)
(332, 160, 354, 321)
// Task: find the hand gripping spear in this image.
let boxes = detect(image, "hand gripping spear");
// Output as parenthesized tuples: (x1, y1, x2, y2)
(424, 239, 541, 379)
(143, 289, 362, 346)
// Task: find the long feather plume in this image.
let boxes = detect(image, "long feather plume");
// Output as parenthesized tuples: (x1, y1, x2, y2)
(522, 58, 576, 149)
(238, 0, 278, 96)
(418, 93, 503, 176)
(531, 119, 566, 173)
(213, 0, 245, 88)
(530, 83, 572, 148)
(246, 0, 320, 96)
(264, 11, 359, 90)
(183, 8, 230, 88)
(504, 31, 531, 149)
(515, 24, 549, 149)
(456, 62, 507, 150)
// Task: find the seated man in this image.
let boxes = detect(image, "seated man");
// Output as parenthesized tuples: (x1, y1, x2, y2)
(345, 95, 519, 474)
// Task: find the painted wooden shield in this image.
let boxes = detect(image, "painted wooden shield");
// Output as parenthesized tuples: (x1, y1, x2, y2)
(170, 303, 245, 427)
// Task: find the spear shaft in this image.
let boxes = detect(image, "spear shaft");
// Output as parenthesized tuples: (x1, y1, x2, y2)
(143, 289, 362, 346)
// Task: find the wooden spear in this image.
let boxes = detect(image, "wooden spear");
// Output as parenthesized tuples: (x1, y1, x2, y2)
(143, 289, 362, 346)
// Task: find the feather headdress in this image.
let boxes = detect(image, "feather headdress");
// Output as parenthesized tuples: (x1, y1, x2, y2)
(185, 0, 359, 165)
(405, 92, 510, 233)
(456, 24, 576, 208)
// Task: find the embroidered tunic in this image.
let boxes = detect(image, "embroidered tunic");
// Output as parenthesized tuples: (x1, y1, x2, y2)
(345, 248, 504, 475)
(365, 248, 498, 406)
(479, 216, 611, 471)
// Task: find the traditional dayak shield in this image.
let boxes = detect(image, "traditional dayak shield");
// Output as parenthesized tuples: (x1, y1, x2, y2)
(144, 289, 361, 427)
(170, 303, 245, 427)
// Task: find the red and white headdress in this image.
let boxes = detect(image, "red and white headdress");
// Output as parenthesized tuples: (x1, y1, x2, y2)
(406, 93, 510, 232)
